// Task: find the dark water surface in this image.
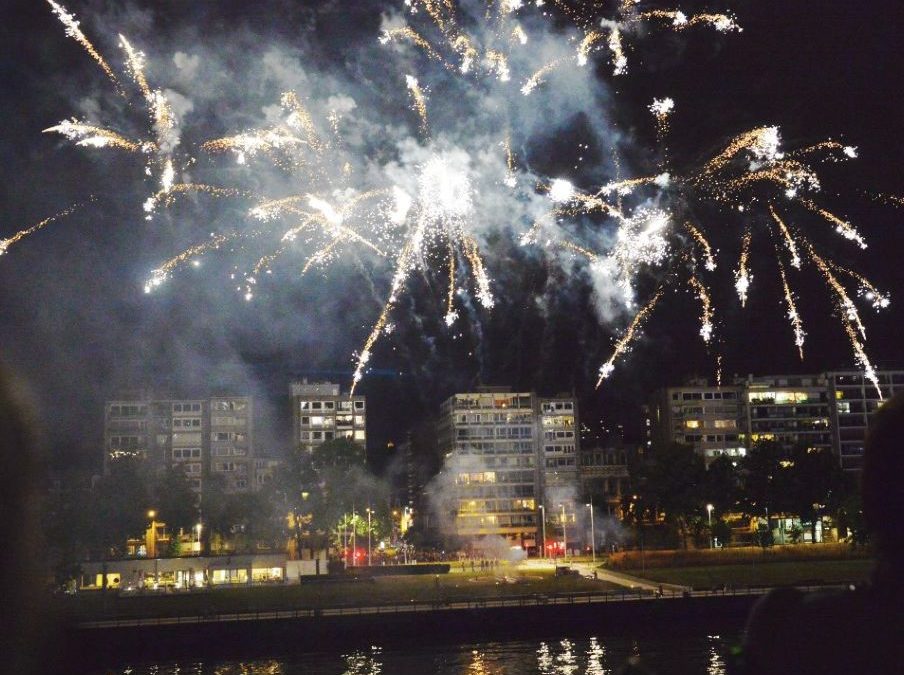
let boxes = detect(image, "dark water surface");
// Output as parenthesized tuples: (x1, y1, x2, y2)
(96, 632, 736, 674)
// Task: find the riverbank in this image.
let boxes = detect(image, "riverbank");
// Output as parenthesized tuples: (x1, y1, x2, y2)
(70, 587, 769, 672)
(54, 566, 620, 623)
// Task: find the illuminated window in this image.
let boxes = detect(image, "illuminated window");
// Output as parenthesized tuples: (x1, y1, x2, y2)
(685, 420, 701, 429)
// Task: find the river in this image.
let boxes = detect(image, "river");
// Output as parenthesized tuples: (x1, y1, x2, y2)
(93, 632, 737, 674)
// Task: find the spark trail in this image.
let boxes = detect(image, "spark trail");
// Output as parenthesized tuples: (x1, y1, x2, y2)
(24, 1, 892, 396)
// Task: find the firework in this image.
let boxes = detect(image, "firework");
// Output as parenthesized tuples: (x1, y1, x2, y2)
(734, 229, 752, 307)
(47, 0, 122, 92)
(46, 3, 185, 220)
(597, 288, 664, 386)
(28, 0, 890, 398)
(405, 75, 430, 135)
(687, 272, 714, 344)
(0, 202, 88, 258)
(775, 250, 805, 359)
(43, 120, 144, 151)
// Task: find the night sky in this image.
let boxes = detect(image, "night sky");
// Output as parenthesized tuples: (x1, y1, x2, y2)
(1, 1, 902, 473)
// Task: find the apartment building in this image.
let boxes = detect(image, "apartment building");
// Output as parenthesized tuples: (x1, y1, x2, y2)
(740, 374, 832, 453)
(825, 370, 904, 471)
(646, 379, 745, 464)
(104, 393, 254, 493)
(435, 388, 581, 549)
(649, 369, 904, 472)
(290, 380, 366, 454)
(579, 445, 630, 515)
(539, 397, 580, 499)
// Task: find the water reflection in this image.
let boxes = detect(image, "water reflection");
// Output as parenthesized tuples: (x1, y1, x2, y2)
(105, 632, 735, 675)
(342, 646, 382, 675)
(706, 636, 726, 675)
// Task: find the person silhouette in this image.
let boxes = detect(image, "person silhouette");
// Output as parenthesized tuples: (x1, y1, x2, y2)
(738, 391, 904, 674)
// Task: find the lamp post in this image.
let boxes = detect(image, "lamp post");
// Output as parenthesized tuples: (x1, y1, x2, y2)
(586, 503, 596, 563)
(366, 507, 373, 567)
(539, 504, 546, 560)
(147, 510, 157, 559)
(561, 504, 568, 562)
(351, 509, 357, 567)
(706, 503, 714, 549)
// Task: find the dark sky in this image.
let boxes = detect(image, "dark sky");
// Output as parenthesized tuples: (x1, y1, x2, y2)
(1, 1, 902, 473)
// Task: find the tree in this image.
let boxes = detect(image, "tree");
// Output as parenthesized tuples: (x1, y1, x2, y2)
(712, 519, 732, 546)
(153, 466, 198, 535)
(635, 442, 706, 548)
(785, 446, 850, 542)
(740, 440, 792, 518)
(86, 457, 151, 558)
(702, 455, 740, 514)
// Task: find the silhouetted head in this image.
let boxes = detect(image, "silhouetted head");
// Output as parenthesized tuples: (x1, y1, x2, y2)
(862, 391, 904, 561)
(0, 366, 45, 672)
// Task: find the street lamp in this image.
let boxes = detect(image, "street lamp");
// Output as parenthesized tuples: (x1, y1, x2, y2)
(706, 503, 714, 549)
(560, 504, 568, 562)
(366, 508, 373, 567)
(538, 504, 547, 560)
(586, 503, 596, 563)
(147, 510, 158, 559)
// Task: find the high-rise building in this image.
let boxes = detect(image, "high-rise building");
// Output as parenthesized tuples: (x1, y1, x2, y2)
(649, 369, 904, 473)
(825, 370, 904, 471)
(104, 393, 254, 493)
(646, 378, 745, 464)
(740, 374, 832, 453)
(208, 397, 254, 492)
(435, 388, 581, 549)
(539, 397, 580, 500)
(290, 380, 366, 454)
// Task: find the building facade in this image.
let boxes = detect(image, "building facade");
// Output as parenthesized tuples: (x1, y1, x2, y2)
(646, 379, 745, 464)
(825, 370, 904, 471)
(539, 397, 580, 501)
(104, 393, 254, 493)
(290, 380, 366, 454)
(740, 374, 832, 453)
(579, 445, 630, 515)
(649, 369, 904, 472)
(435, 388, 581, 549)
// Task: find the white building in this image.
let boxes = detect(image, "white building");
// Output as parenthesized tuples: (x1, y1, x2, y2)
(435, 388, 581, 550)
(104, 393, 254, 493)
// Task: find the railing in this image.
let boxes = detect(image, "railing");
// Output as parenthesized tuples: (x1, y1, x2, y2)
(77, 583, 851, 630)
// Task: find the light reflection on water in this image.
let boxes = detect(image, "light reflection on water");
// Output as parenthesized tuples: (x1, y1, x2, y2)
(99, 633, 737, 675)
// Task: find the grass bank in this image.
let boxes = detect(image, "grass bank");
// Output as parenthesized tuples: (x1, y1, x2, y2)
(632, 558, 873, 589)
(56, 566, 620, 622)
(608, 543, 871, 571)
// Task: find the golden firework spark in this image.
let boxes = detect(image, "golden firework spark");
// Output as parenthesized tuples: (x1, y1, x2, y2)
(47, 0, 122, 93)
(688, 272, 714, 344)
(43, 120, 144, 152)
(685, 222, 716, 271)
(735, 228, 752, 307)
(405, 75, 430, 135)
(597, 288, 664, 387)
(0, 201, 89, 257)
(775, 250, 805, 359)
(768, 204, 801, 268)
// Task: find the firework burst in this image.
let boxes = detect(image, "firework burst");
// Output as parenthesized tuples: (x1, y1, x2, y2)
(11, 1, 894, 399)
